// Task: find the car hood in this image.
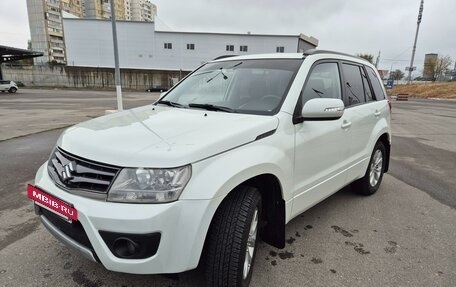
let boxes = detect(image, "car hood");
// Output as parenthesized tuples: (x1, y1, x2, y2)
(57, 105, 279, 167)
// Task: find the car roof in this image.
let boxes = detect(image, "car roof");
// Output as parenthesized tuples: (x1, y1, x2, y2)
(210, 49, 369, 65)
(211, 53, 304, 62)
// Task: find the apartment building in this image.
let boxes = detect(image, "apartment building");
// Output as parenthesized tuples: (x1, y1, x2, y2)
(27, 0, 157, 64)
(84, 0, 126, 20)
(130, 0, 156, 22)
(62, 0, 83, 17)
(26, 0, 69, 63)
(124, 0, 131, 20)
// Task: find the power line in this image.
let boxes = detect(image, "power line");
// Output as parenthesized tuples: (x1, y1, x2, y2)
(383, 46, 412, 61)
(381, 58, 425, 62)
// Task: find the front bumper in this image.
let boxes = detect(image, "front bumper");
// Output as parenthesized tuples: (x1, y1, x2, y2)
(34, 162, 221, 274)
(39, 211, 98, 262)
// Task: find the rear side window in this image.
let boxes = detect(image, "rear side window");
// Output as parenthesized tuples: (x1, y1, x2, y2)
(366, 66, 386, 100)
(361, 68, 374, 102)
(302, 62, 342, 105)
(342, 63, 365, 106)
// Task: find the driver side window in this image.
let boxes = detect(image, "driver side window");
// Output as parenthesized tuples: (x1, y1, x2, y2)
(302, 62, 342, 105)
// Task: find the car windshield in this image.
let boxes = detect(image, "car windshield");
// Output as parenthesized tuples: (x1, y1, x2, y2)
(159, 59, 303, 115)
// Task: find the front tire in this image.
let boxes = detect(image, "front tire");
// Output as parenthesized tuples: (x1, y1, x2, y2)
(353, 141, 386, 195)
(206, 186, 262, 287)
(8, 87, 17, 93)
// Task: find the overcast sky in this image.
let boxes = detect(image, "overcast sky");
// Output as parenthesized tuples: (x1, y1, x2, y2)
(1, 0, 455, 73)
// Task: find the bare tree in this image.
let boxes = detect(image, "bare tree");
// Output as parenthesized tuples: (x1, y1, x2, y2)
(423, 55, 453, 81)
(357, 53, 374, 64)
(435, 56, 452, 81)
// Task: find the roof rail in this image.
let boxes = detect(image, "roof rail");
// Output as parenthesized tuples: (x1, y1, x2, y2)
(303, 49, 359, 59)
(212, 55, 238, 60)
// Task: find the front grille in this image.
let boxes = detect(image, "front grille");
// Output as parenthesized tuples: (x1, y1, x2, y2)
(48, 148, 120, 193)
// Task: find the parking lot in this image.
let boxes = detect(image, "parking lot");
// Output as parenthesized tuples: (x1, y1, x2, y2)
(0, 89, 455, 286)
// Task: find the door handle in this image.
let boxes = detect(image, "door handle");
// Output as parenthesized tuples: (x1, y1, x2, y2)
(341, 120, 352, 130)
(374, 110, 381, 117)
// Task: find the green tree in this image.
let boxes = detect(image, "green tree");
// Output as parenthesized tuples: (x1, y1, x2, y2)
(390, 69, 404, 84)
(357, 53, 374, 64)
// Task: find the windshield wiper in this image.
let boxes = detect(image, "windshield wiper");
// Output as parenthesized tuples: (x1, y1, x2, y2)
(312, 88, 324, 97)
(206, 68, 228, 83)
(188, 103, 235, 113)
(155, 100, 185, 108)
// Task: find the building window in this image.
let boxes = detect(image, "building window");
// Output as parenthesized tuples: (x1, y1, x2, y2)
(226, 45, 234, 52)
(276, 46, 284, 53)
(164, 43, 172, 49)
(240, 45, 248, 52)
(187, 43, 195, 50)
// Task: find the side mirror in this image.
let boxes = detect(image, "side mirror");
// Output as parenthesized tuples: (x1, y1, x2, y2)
(301, 98, 345, 120)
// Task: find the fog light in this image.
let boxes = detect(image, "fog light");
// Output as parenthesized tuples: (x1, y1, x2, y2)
(99, 230, 161, 259)
(112, 237, 139, 258)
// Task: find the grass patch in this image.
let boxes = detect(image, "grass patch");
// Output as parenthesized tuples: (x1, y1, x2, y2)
(387, 82, 456, 99)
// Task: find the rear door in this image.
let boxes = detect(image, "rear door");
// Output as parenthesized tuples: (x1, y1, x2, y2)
(341, 63, 385, 183)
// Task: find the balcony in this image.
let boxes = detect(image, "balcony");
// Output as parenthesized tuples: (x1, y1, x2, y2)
(47, 1, 60, 9)
(48, 30, 63, 37)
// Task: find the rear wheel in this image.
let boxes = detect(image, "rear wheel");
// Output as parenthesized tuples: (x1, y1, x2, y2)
(353, 141, 386, 195)
(206, 186, 262, 287)
(8, 87, 17, 93)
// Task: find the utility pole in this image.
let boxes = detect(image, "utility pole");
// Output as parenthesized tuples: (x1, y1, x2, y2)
(375, 50, 381, 68)
(407, 0, 424, 84)
(110, 0, 123, 111)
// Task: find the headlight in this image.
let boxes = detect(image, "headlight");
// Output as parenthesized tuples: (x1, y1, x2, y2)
(107, 165, 192, 203)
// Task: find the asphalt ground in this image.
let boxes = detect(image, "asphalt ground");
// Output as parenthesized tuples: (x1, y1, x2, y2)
(0, 90, 455, 286)
(0, 88, 158, 141)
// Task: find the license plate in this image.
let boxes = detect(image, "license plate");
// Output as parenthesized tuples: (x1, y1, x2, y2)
(27, 184, 78, 221)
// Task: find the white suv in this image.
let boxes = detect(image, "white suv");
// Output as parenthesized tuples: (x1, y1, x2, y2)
(0, 80, 18, 93)
(29, 50, 391, 286)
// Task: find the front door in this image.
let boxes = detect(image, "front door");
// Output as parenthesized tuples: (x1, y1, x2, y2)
(0, 81, 8, 91)
(291, 61, 352, 218)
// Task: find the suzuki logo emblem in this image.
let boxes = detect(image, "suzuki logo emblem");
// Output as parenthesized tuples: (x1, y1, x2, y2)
(61, 162, 75, 182)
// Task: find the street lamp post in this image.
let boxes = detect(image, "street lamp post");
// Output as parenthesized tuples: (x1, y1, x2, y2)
(407, 0, 424, 84)
(110, 0, 123, 111)
(389, 63, 395, 83)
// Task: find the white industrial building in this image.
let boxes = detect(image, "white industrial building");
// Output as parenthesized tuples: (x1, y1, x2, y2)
(63, 18, 318, 71)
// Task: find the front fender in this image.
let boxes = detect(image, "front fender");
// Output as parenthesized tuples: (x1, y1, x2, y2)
(180, 142, 294, 202)
(180, 140, 294, 265)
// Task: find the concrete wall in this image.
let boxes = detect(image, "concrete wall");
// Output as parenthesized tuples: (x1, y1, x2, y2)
(1, 64, 186, 90)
